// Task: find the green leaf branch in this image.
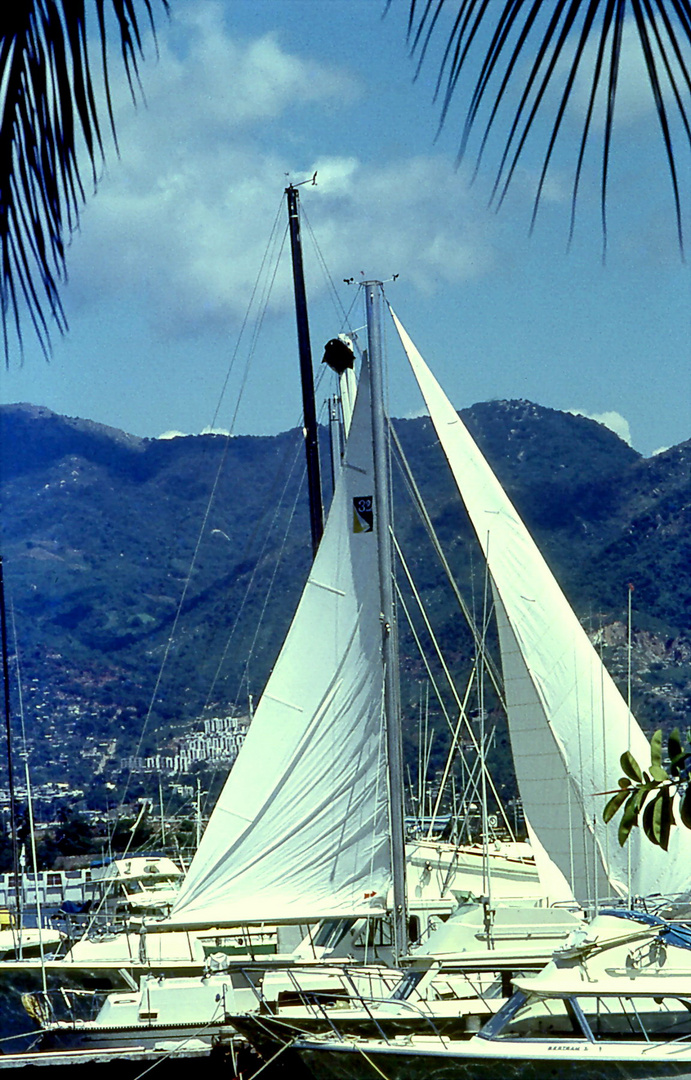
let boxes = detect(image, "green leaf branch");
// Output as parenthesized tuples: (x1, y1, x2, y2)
(603, 729, 691, 851)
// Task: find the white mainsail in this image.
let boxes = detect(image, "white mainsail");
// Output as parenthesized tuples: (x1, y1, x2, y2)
(393, 307, 691, 906)
(170, 361, 391, 926)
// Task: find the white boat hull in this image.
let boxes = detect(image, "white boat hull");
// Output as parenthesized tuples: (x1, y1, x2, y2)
(295, 1033, 691, 1080)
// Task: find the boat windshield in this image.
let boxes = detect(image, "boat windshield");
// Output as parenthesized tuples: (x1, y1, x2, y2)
(481, 991, 691, 1043)
(390, 970, 426, 1001)
(577, 995, 691, 1041)
(311, 919, 357, 950)
(479, 992, 587, 1040)
(479, 991, 529, 1039)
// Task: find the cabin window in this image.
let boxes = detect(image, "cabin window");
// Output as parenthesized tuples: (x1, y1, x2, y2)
(577, 995, 691, 1041)
(312, 919, 357, 950)
(391, 970, 426, 1001)
(355, 919, 392, 948)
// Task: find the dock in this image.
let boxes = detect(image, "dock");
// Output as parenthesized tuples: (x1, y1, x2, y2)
(0, 1041, 241, 1076)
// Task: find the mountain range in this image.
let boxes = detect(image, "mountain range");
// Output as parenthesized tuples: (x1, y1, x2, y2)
(0, 400, 688, 810)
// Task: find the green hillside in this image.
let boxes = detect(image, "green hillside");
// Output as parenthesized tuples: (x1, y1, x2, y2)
(0, 401, 688, 816)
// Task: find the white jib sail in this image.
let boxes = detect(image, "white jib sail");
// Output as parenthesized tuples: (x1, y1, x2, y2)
(170, 361, 391, 926)
(392, 307, 691, 906)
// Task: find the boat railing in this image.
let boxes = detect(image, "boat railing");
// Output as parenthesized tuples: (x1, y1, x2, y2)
(597, 995, 691, 1045)
(57, 914, 109, 938)
(233, 962, 466, 1045)
(286, 974, 391, 1044)
(310, 991, 452, 1045)
(648, 1027, 691, 1050)
(231, 962, 401, 1015)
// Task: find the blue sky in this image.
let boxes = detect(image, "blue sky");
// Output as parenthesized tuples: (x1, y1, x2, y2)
(1, 0, 689, 457)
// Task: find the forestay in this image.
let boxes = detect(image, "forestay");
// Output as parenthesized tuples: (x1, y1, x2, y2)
(392, 307, 691, 907)
(170, 361, 391, 926)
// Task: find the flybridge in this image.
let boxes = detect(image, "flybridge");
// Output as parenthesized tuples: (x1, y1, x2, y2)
(0, 856, 184, 913)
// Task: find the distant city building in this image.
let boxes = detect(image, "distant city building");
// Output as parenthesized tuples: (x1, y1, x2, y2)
(0, 782, 83, 805)
(120, 714, 250, 774)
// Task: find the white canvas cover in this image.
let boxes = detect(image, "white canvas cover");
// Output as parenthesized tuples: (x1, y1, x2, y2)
(393, 307, 691, 906)
(170, 362, 391, 926)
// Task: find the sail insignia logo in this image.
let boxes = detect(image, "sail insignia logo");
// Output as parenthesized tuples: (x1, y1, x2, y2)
(353, 496, 373, 533)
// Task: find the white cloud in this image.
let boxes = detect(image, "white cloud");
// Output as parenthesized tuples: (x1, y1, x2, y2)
(157, 425, 231, 439)
(567, 17, 682, 129)
(568, 408, 632, 445)
(610, 20, 686, 125)
(403, 405, 429, 420)
(201, 426, 232, 437)
(307, 155, 494, 290)
(65, 3, 496, 340)
(117, 5, 360, 137)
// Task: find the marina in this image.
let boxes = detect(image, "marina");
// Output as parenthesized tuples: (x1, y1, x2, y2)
(7, 274, 686, 1077)
(0, 2, 689, 1076)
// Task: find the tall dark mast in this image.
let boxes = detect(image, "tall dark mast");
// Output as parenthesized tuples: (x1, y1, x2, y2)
(286, 184, 323, 557)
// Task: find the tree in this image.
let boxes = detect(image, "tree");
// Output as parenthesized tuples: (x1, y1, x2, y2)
(53, 807, 95, 857)
(400, 1, 691, 252)
(604, 728, 691, 850)
(0, 0, 168, 361)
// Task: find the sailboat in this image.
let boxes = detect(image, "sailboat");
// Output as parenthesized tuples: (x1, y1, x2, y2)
(13, 337, 398, 1043)
(391, 308, 691, 909)
(2, 208, 558, 1073)
(19, 288, 437, 1050)
(255, 303, 691, 1078)
(162, 284, 547, 939)
(164, 353, 393, 931)
(28, 284, 569, 1055)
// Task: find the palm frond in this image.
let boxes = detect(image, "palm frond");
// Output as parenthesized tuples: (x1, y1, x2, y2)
(0, 0, 168, 363)
(400, 0, 691, 253)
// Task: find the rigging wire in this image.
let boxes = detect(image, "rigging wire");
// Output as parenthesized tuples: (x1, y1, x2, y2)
(426, 667, 479, 840)
(207, 199, 285, 432)
(196, 389, 333, 820)
(479, 531, 492, 911)
(197, 450, 309, 820)
(137, 192, 349, 834)
(202, 436, 307, 713)
(394, 578, 496, 843)
(110, 194, 301, 846)
(392, 538, 513, 838)
(388, 421, 505, 708)
(300, 203, 360, 335)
